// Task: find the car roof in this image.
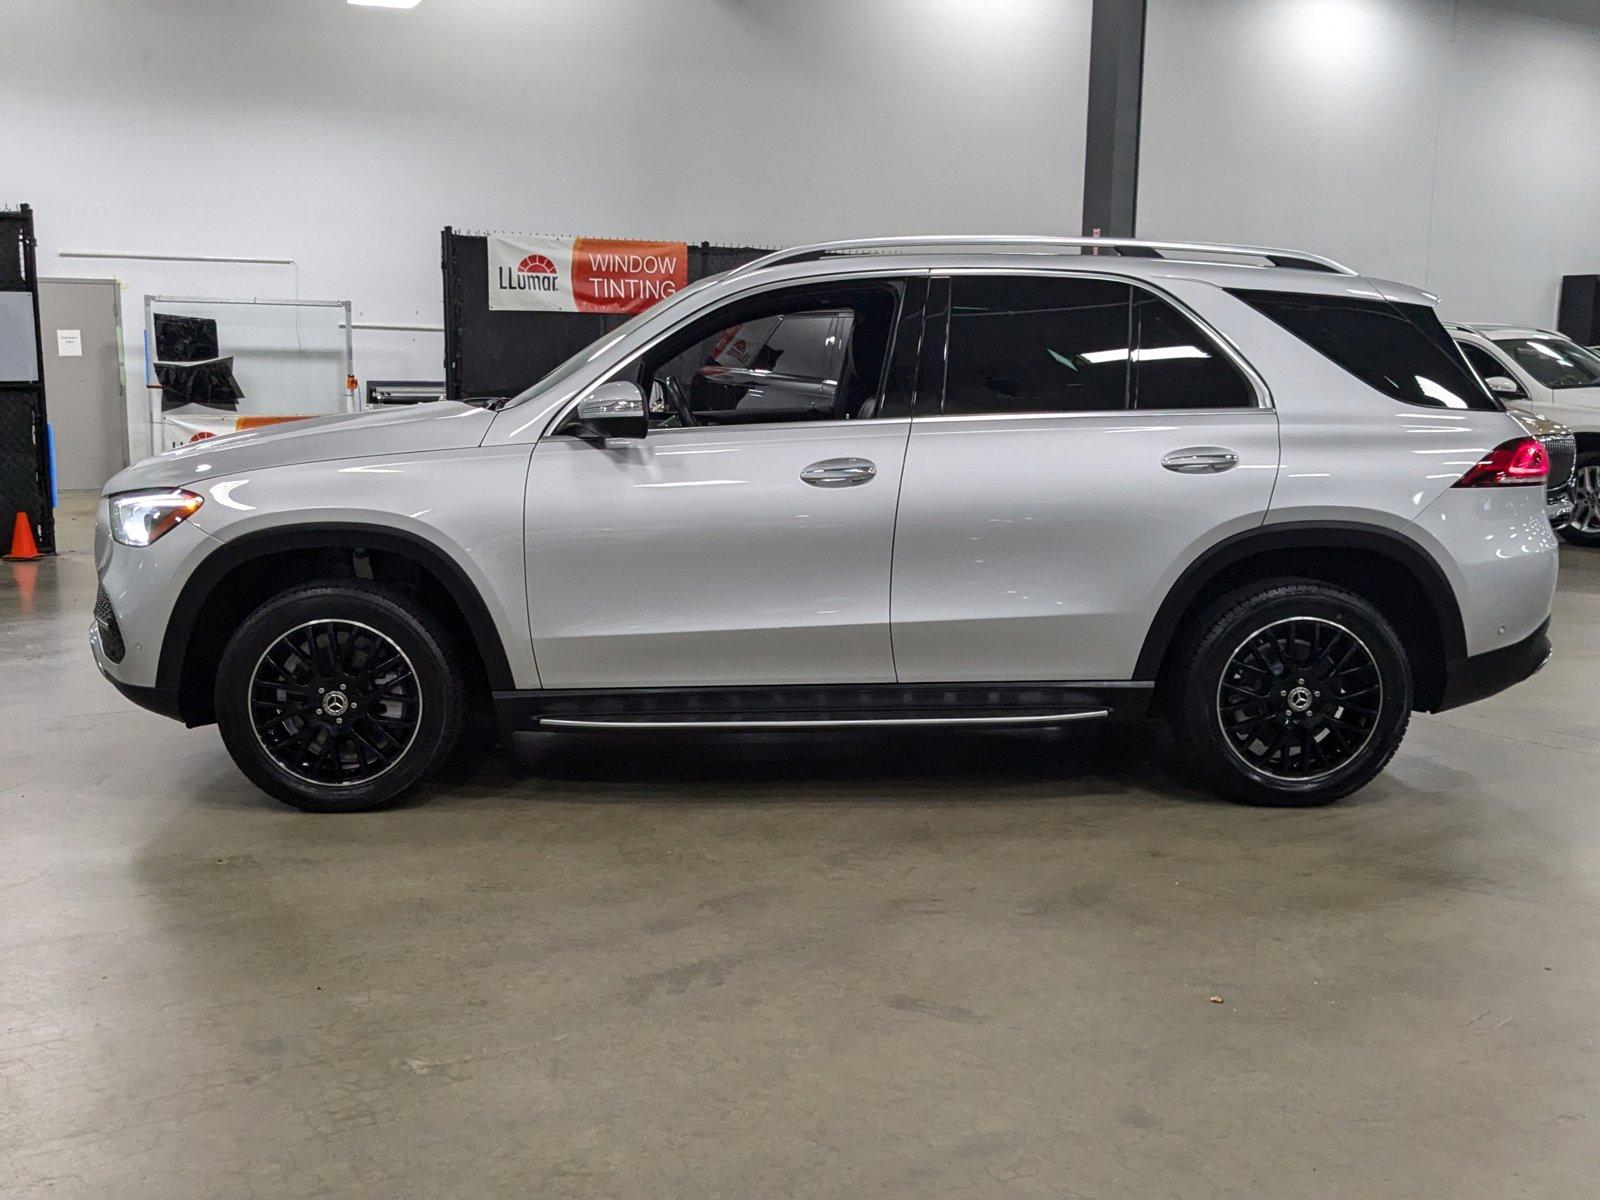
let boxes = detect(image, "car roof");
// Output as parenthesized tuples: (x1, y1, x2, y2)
(721, 238, 1439, 307)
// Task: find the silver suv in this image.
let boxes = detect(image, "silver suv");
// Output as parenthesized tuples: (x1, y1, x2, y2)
(92, 236, 1559, 812)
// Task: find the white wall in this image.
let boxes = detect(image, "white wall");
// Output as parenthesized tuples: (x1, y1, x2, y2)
(0, 0, 1092, 460)
(1140, 0, 1600, 326)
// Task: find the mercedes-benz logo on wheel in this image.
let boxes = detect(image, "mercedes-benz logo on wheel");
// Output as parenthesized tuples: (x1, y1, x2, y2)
(1286, 685, 1314, 713)
(322, 690, 350, 717)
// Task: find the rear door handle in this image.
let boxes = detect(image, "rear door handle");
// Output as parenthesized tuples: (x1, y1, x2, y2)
(800, 457, 878, 487)
(1161, 446, 1239, 474)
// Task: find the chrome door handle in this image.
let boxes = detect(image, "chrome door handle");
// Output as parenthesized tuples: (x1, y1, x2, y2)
(1161, 447, 1239, 474)
(800, 457, 877, 487)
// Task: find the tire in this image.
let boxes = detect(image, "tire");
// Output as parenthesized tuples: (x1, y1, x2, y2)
(214, 580, 465, 812)
(1558, 451, 1600, 547)
(1166, 579, 1412, 807)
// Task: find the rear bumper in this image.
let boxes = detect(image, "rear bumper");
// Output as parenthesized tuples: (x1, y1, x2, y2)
(1433, 618, 1551, 712)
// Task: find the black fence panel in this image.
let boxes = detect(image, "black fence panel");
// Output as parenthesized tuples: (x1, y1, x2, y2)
(0, 204, 54, 555)
(441, 230, 767, 402)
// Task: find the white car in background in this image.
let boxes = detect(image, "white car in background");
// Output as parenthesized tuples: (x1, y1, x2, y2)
(1450, 323, 1600, 545)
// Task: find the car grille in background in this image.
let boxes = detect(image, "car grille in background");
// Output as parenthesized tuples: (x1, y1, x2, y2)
(1544, 433, 1577, 495)
(94, 584, 126, 663)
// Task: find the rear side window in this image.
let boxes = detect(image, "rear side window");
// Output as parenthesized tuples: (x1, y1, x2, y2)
(943, 277, 1131, 415)
(1230, 288, 1498, 411)
(941, 276, 1256, 415)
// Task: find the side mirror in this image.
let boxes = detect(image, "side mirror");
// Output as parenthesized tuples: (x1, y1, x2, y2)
(1484, 375, 1525, 398)
(577, 381, 647, 440)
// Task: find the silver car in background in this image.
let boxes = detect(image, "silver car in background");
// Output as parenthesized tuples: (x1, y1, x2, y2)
(91, 237, 1559, 812)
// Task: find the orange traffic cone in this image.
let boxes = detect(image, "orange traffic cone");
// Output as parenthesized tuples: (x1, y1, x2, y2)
(4, 512, 42, 562)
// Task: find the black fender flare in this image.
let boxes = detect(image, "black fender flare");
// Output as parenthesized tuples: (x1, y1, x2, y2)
(157, 523, 516, 695)
(1133, 521, 1468, 681)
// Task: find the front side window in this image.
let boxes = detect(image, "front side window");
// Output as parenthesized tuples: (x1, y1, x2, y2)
(1491, 335, 1600, 391)
(1231, 288, 1498, 411)
(940, 276, 1255, 415)
(1456, 340, 1527, 397)
(635, 281, 903, 427)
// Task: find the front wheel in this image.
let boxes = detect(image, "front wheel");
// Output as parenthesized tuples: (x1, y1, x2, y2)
(1166, 580, 1412, 806)
(214, 581, 464, 812)
(1558, 452, 1600, 547)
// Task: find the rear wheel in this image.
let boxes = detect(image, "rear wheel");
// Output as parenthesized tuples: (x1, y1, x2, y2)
(1558, 452, 1600, 547)
(215, 581, 464, 812)
(1167, 580, 1412, 806)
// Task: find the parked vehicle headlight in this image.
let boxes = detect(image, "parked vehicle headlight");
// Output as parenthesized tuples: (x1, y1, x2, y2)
(109, 489, 204, 546)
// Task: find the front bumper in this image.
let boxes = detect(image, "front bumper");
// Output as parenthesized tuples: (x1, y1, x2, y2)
(90, 498, 220, 693)
(1546, 483, 1574, 530)
(90, 630, 184, 719)
(1434, 617, 1551, 712)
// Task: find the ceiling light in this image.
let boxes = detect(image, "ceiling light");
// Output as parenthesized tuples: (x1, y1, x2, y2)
(348, 0, 421, 9)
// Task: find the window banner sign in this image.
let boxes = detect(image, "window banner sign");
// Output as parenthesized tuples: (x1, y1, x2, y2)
(487, 235, 689, 313)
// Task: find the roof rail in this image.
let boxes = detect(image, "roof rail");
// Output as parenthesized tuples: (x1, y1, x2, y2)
(728, 235, 1357, 277)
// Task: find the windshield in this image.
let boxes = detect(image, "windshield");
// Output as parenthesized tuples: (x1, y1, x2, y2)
(1491, 335, 1600, 390)
(502, 273, 727, 407)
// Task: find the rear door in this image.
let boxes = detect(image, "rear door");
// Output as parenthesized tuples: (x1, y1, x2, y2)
(889, 272, 1280, 683)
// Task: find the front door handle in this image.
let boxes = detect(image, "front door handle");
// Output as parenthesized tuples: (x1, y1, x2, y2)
(800, 457, 878, 487)
(1161, 446, 1239, 474)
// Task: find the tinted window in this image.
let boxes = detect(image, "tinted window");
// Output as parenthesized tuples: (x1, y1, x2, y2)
(1456, 340, 1526, 397)
(1230, 289, 1498, 411)
(638, 282, 902, 426)
(1456, 340, 1503, 380)
(943, 277, 1132, 414)
(1130, 291, 1256, 410)
(1492, 335, 1600, 390)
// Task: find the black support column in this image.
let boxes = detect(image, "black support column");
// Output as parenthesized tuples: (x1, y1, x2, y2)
(1081, 0, 1148, 238)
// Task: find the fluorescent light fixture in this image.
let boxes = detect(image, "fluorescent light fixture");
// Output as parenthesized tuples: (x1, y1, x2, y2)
(349, 0, 421, 8)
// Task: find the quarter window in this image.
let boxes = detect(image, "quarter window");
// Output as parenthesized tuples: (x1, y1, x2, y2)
(940, 276, 1254, 415)
(1230, 288, 1499, 411)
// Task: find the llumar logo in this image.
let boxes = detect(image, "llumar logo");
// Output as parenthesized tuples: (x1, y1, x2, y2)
(499, 253, 559, 293)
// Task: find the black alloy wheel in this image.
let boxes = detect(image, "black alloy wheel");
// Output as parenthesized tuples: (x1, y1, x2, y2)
(1167, 579, 1412, 806)
(215, 581, 463, 811)
(1216, 617, 1382, 783)
(249, 619, 423, 788)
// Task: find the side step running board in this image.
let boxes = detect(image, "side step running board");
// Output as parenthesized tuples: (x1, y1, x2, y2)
(538, 710, 1110, 731)
(494, 681, 1151, 733)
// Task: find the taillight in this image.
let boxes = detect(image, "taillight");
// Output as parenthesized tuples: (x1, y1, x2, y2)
(1452, 437, 1549, 488)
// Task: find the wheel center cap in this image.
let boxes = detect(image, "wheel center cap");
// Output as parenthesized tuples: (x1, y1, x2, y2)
(322, 690, 350, 718)
(1286, 685, 1314, 713)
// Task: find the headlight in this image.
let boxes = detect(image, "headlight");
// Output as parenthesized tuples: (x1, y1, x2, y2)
(109, 489, 204, 546)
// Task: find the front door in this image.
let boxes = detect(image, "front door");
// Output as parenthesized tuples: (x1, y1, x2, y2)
(525, 275, 925, 689)
(890, 273, 1280, 683)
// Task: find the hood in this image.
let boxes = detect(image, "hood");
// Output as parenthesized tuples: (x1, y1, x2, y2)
(1551, 385, 1600, 413)
(1505, 404, 1573, 440)
(104, 401, 496, 493)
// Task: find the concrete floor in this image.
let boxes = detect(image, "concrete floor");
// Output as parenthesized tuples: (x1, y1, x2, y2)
(3, 491, 1598, 1198)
